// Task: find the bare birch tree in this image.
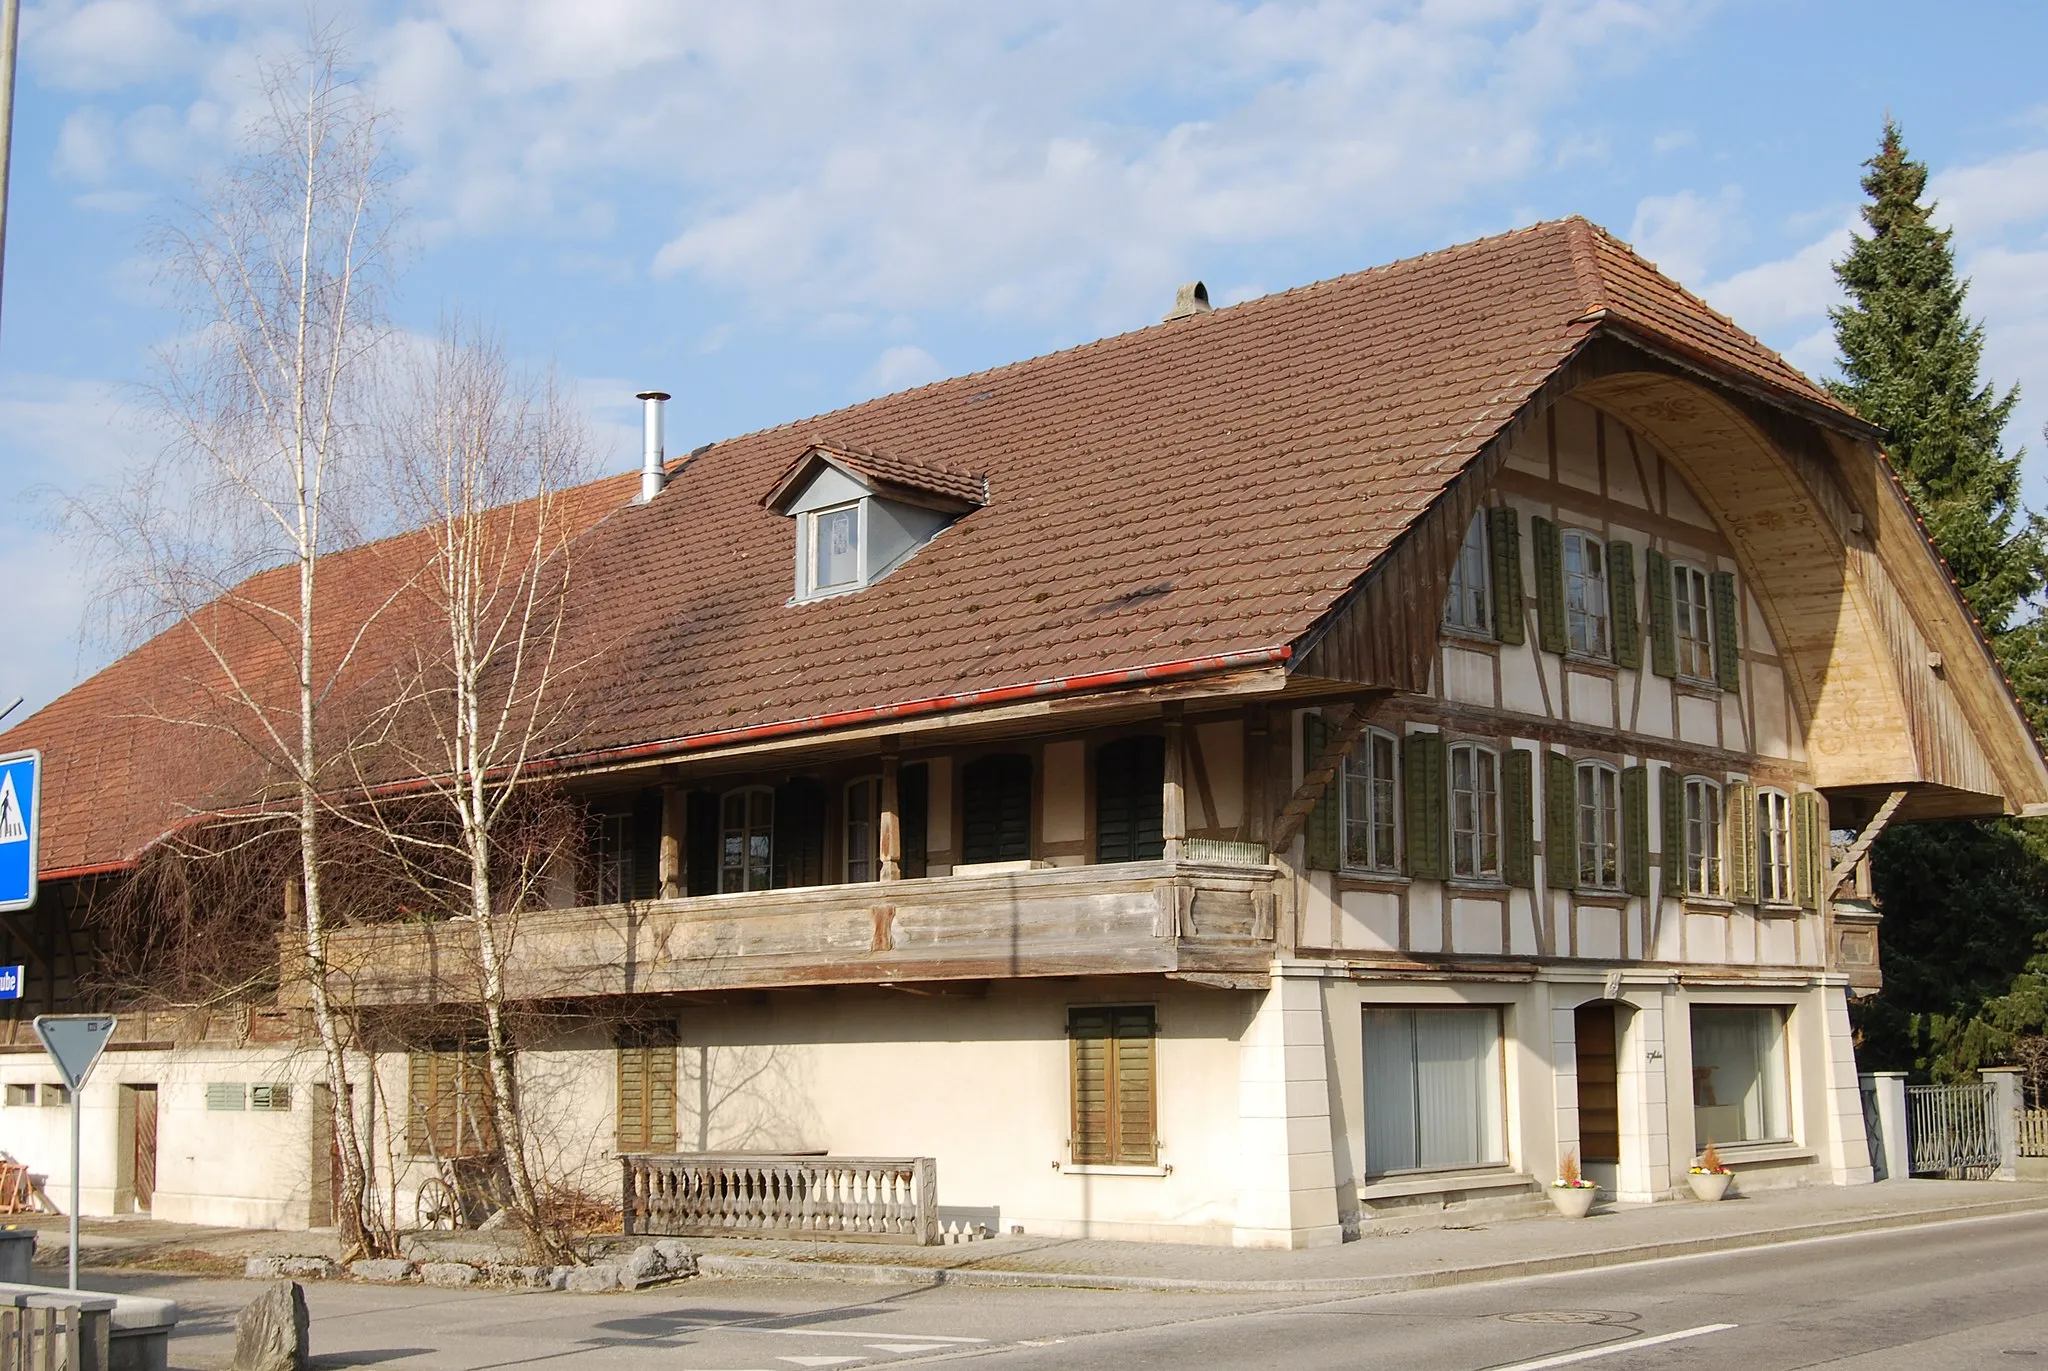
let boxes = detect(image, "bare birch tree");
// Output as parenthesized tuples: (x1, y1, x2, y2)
(362, 322, 592, 1260)
(69, 29, 399, 1258)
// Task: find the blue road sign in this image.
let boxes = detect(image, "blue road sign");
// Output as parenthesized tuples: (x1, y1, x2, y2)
(0, 750, 39, 913)
(0, 966, 22, 1000)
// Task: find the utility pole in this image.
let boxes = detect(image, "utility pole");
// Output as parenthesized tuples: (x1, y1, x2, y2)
(0, 0, 21, 340)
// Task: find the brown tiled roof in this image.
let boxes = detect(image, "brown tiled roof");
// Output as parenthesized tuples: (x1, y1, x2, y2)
(1, 217, 1855, 874)
(763, 441, 988, 513)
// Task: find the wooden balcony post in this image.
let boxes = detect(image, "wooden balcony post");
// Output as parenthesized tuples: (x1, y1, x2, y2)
(880, 752, 903, 882)
(1163, 709, 1187, 863)
(659, 786, 685, 900)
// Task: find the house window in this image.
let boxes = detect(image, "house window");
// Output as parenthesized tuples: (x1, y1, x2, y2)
(616, 1025, 678, 1153)
(845, 777, 882, 883)
(1095, 736, 1165, 863)
(1684, 777, 1723, 897)
(1691, 1006, 1790, 1145)
(1449, 743, 1500, 880)
(1563, 531, 1610, 658)
(1069, 1006, 1157, 1166)
(1576, 761, 1621, 889)
(811, 503, 862, 591)
(1343, 729, 1400, 873)
(250, 1084, 292, 1112)
(961, 754, 1032, 864)
(1673, 562, 1715, 681)
(1362, 1007, 1505, 1173)
(39, 1085, 68, 1108)
(407, 1045, 494, 1159)
(1443, 513, 1491, 634)
(591, 811, 631, 905)
(3, 1085, 32, 1108)
(720, 787, 774, 893)
(1757, 789, 1793, 904)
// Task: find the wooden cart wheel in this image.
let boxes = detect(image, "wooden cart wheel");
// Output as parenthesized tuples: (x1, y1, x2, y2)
(415, 1177, 462, 1231)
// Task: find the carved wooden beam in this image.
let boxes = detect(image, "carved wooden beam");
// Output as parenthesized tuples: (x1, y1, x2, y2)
(1269, 702, 1372, 852)
(1828, 788, 1908, 896)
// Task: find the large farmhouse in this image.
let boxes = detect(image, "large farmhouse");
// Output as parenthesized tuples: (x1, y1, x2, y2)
(2, 218, 2041, 1247)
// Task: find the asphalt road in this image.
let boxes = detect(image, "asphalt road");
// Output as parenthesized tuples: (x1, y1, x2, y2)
(94, 1207, 2048, 1370)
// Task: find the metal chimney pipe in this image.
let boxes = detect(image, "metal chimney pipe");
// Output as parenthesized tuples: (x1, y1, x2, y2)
(635, 390, 671, 504)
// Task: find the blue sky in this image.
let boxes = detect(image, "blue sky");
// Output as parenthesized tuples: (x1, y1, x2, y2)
(5, 0, 2048, 721)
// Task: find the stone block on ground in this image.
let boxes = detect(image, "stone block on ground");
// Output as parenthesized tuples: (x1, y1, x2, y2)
(349, 1259, 416, 1284)
(232, 1280, 307, 1371)
(483, 1265, 553, 1289)
(418, 1261, 481, 1288)
(565, 1264, 622, 1293)
(653, 1239, 697, 1274)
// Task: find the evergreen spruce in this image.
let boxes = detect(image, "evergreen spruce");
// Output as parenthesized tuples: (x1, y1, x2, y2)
(1837, 123, 2048, 1079)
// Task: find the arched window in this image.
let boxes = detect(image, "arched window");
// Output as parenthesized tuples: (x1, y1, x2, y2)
(1449, 743, 1500, 880)
(719, 786, 774, 893)
(1575, 760, 1620, 890)
(962, 754, 1033, 864)
(1683, 776, 1723, 896)
(1095, 736, 1164, 863)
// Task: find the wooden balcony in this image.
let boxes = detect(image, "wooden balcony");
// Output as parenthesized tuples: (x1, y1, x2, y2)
(289, 858, 1280, 1007)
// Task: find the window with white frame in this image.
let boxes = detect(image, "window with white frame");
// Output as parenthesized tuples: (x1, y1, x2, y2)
(1757, 788, 1793, 903)
(1343, 729, 1400, 873)
(1362, 1007, 1505, 1173)
(1576, 761, 1621, 890)
(1673, 562, 1715, 681)
(1691, 1006, 1790, 1145)
(845, 776, 882, 883)
(1449, 743, 1500, 880)
(1443, 513, 1491, 634)
(720, 787, 775, 893)
(810, 503, 862, 592)
(1684, 777, 1723, 897)
(1563, 530, 1610, 658)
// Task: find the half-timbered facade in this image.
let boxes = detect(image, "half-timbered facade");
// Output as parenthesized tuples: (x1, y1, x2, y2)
(3, 218, 2042, 1246)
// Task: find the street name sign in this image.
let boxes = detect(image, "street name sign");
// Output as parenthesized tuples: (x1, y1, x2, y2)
(0, 965, 24, 1000)
(0, 749, 39, 912)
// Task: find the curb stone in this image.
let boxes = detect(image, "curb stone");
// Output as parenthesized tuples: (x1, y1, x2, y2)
(692, 1195, 2048, 1294)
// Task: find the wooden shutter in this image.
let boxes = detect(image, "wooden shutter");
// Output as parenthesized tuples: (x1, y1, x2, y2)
(1794, 791, 1823, 910)
(1621, 765, 1650, 896)
(684, 791, 719, 897)
(1645, 548, 1677, 678)
(1402, 732, 1447, 881)
(1608, 541, 1641, 670)
(617, 1028, 678, 1153)
(409, 1048, 493, 1159)
(1711, 571, 1742, 693)
(1727, 782, 1758, 903)
(771, 778, 827, 888)
(962, 755, 1033, 863)
(1069, 1007, 1156, 1167)
(900, 763, 930, 879)
(407, 1052, 434, 1156)
(628, 791, 663, 902)
(1503, 748, 1534, 888)
(1303, 713, 1339, 871)
(1660, 766, 1685, 901)
(1096, 737, 1166, 863)
(1488, 507, 1525, 646)
(1544, 751, 1577, 890)
(1532, 517, 1567, 655)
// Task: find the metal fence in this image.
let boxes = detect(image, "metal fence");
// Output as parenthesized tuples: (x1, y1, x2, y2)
(1908, 1081, 2002, 1178)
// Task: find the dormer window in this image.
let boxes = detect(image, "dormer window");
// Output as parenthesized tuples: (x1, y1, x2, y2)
(765, 441, 988, 603)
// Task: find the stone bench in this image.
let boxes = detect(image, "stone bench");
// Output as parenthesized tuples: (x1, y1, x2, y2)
(0, 1282, 177, 1371)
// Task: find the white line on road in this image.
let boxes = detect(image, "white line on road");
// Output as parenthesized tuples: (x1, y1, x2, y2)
(1485, 1323, 1738, 1371)
(668, 1323, 988, 1344)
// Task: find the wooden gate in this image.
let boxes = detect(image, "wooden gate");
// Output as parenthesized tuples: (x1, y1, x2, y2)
(130, 1087, 157, 1213)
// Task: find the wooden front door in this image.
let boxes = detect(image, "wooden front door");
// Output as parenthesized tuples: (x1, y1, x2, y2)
(1573, 1004, 1620, 1167)
(130, 1086, 158, 1212)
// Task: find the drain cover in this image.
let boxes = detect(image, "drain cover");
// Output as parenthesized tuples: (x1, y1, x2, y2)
(1500, 1311, 1620, 1325)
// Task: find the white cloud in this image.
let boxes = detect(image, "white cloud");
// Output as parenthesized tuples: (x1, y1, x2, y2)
(26, 0, 199, 92)
(862, 345, 942, 396)
(1933, 149, 2048, 239)
(1629, 186, 1744, 287)
(1699, 222, 1853, 334)
(52, 106, 115, 182)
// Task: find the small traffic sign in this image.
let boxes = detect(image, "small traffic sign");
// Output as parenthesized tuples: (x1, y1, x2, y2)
(0, 750, 39, 913)
(33, 1015, 116, 1092)
(0, 966, 23, 1000)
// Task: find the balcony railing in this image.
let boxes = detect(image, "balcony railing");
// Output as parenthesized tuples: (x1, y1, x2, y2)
(288, 857, 1279, 1006)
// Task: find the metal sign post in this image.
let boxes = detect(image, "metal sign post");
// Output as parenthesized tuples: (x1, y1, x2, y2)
(0, 748, 39, 912)
(33, 1015, 116, 1291)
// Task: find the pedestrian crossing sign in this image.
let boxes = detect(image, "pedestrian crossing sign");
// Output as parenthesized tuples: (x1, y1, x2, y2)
(0, 750, 40, 913)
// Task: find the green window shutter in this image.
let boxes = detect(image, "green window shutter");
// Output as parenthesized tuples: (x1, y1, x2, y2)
(1544, 751, 1577, 890)
(1302, 713, 1339, 870)
(1488, 506, 1525, 646)
(1608, 541, 1641, 670)
(1532, 517, 1567, 655)
(1711, 571, 1742, 693)
(1794, 792, 1822, 910)
(1402, 732, 1447, 881)
(1727, 783, 1758, 903)
(1660, 766, 1685, 900)
(1621, 765, 1649, 896)
(1502, 748, 1535, 888)
(1645, 548, 1676, 678)
(1072, 1007, 1154, 1166)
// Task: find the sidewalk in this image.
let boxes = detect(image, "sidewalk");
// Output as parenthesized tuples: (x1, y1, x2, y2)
(19, 1179, 2048, 1295)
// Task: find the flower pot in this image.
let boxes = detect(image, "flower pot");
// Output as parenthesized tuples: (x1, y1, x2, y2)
(1688, 1170, 1733, 1201)
(1550, 1185, 1598, 1218)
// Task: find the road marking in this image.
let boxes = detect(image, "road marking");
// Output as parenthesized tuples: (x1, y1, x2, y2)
(668, 1322, 986, 1345)
(1485, 1323, 1738, 1371)
(866, 1345, 953, 1355)
(777, 1359, 868, 1368)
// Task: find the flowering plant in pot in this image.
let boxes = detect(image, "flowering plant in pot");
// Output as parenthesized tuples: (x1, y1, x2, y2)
(1550, 1148, 1598, 1218)
(1688, 1143, 1734, 1201)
